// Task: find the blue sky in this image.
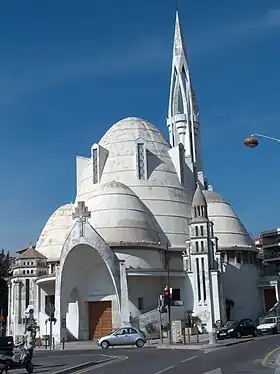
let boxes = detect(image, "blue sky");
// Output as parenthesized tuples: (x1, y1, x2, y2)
(0, 0, 280, 252)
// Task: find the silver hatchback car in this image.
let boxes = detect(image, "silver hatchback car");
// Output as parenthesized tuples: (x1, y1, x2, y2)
(97, 327, 147, 349)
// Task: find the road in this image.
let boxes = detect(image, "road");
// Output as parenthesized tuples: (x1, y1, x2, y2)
(9, 335, 279, 374)
(47, 335, 280, 374)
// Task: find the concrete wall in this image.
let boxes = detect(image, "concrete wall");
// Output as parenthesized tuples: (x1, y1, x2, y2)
(222, 261, 262, 321)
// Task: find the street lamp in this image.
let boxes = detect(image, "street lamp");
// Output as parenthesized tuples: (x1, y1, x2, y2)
(244, 133, 280, 148)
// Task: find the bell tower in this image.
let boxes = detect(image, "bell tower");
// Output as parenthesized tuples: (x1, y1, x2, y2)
(166, 10, 204, 185)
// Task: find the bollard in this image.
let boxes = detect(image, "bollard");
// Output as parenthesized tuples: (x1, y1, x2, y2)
(44, 338, 47, 350)
(52, 337, 55, 350)
(62, 338, 65, 350)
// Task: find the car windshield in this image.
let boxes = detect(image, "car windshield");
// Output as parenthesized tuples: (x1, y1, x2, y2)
(225, 320, 238, 328)
(264, 318, 276, 324)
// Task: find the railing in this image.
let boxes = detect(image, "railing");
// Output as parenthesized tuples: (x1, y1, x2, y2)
(257, 302, 280, 324)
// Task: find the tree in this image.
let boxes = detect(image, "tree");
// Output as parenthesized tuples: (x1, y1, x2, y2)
(0, 249, 14, 317)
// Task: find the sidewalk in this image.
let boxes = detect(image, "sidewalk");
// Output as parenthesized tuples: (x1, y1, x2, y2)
(157, 337, 254, 350)
(35, 334, 234, 352)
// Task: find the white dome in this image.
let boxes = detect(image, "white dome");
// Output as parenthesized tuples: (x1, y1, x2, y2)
(203, 190, 254, 250)
(36, 203, 74, 260)
(87, 181, 161, 245)
(78, 117, 193, 248)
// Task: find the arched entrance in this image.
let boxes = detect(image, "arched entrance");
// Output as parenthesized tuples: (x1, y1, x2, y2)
(59, 243, 121, 340)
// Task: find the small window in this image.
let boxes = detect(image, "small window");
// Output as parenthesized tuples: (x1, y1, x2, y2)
(92, 148, 98, 184)
(195, 226, 199, 236)
(23, 270, 26, 275)
(27, 270, 29, 274)
(27, 262, 30, 265)
(137, 143, 146, 180)
(200, 226, 204, 236)
(236, 252, 242, 264)
(137, 297, 144, 311)
(195, 242, 199, 252)
(201, 241, 204, 251)
(31, 270, 33, 274)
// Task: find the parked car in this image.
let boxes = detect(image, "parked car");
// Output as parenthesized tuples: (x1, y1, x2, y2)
(257, 316, 280, 335)
(216, 319, 258, 340)
(97, 327, 147, 349)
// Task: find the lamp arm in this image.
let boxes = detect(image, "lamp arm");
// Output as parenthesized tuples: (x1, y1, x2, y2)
(251, 133, 280, 143)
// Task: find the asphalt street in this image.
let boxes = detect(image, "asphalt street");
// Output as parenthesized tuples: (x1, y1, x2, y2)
(9, 335, 280, 374)
(57, 335, 280, 374)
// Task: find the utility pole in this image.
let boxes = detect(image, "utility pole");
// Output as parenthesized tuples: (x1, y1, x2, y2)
(166, 242, 172, 344)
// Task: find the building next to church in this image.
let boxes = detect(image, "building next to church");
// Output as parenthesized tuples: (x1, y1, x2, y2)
(7, 11, 262, 343)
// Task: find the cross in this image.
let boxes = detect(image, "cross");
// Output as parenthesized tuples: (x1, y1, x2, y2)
(72, 201, 91, 237)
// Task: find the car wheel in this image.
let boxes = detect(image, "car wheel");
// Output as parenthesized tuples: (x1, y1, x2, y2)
(253, 329, 258, 337)
(273, 327, 278, 334)
(236, 332, 241, 339)
(136, 339, 145, 348)
(101, 340, 110, 349)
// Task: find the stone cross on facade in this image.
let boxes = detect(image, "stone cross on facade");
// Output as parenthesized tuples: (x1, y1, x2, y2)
(72, 201, 91, 237)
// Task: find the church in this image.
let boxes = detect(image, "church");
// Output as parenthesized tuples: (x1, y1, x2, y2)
(7, 11, 262, 343)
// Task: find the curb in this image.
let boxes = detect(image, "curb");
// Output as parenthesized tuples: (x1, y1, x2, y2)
(156, 338, 254, 350)
(262, 347, 280, 369)
(51, 357, 118, 374)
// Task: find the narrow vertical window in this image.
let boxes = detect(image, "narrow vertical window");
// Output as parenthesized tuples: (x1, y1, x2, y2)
(201, 258, 207, 302)
(200, 226, 204, 236)
(201, 241, 204, 252)
(137, 297, 144, 311)
(195, 226, 199, 237)
(92, 148, 98, 184)
(179, 143, 185, 184)
(25, 279, 30, 309)
(137, 143, 146, 179)
(196, 258, 201, 302)
(195, 242, 199, 252)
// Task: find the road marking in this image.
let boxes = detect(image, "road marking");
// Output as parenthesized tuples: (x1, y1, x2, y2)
(153, 366, 174, 374)
(262, 347, 280, 368)
(202, 369, 223, 374)
(73, 356, 128, 374)
(180, 355, 197, 363)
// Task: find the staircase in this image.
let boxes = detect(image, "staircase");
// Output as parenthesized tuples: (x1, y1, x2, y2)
(65, 328, 78, 341)
(257, 302, 280, 324)
(130, 308, 167, 339)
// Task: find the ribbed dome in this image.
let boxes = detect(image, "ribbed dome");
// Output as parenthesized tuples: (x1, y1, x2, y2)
(78, 117, 193, 248)
(203, 190, 254, 250)
(87, 181, 161, 246)
(36, 203, 74, 260)
(99, 117, 169, 148)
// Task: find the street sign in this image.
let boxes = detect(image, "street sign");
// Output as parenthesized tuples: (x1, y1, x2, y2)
(170, 300, 184, 307)
(270, 280, 278, 286)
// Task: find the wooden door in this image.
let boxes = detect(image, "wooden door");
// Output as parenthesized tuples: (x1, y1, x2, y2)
(88, 301, 112, 339)
(264, 288, 277, 312)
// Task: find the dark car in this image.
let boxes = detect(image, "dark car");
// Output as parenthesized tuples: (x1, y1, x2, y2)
(216, 319, 258, 340)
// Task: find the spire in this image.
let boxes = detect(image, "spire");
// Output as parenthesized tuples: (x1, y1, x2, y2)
(173, 10, 187, 59)
(191, 182, 208, 221)
(192, 182, 207, 208)
(166, 9, 203, 186)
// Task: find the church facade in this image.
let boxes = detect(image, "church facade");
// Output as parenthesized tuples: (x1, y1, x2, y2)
(7, 11, 262, 343)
